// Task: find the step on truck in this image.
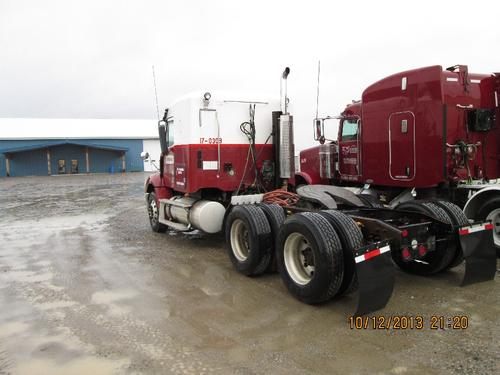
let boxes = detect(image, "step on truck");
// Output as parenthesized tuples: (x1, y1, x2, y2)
(143, 68, 496, 316)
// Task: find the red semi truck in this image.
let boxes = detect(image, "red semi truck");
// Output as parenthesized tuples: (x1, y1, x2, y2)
(297, 65, 500, 254)
(143, 67, 496, 316)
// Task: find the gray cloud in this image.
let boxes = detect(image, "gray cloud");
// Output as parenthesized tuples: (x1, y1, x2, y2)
(1, 0, 499, 151)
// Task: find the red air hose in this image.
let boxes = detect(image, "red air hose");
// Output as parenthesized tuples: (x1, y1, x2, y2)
(263, 190, 299, 207)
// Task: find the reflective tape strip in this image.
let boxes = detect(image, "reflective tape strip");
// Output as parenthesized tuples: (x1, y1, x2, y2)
(459, 223, 493, 236)
(355, 245, 391, 263)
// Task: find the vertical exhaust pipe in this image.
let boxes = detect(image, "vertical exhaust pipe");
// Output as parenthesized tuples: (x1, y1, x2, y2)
(278, 67, 294, 187)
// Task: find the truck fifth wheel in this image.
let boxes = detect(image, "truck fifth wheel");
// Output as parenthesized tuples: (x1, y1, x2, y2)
(143, 68, 496, 316)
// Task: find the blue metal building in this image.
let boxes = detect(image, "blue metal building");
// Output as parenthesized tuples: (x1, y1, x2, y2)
(0, 119, 159, 177)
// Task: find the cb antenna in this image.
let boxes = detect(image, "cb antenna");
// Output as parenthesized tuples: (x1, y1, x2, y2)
(152, 65, 160, 121)
(315, 60, 321, 119)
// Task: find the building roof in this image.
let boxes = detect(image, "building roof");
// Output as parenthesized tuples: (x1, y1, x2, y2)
(0, 118, 159, 140)
(0, 140, 129, 155)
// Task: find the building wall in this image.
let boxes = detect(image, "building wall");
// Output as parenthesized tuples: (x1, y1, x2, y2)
(50, 144, 87, 174)
(10, 148, 48, 177)
(0, 139, 147, 177)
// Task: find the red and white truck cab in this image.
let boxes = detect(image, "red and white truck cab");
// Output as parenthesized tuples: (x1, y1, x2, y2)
(144, 92, 281, 233)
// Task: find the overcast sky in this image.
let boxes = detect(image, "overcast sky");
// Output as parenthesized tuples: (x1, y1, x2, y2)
(1, 0, 499, 151)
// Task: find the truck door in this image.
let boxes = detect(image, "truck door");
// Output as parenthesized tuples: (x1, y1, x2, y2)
(199, 109, 220, 146)
(389, 111, 415, 180)
(338, 117, 361, 180)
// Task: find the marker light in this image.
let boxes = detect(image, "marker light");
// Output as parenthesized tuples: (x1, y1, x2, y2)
(402, 247, 411, 260)
(418, 244, 427, 257)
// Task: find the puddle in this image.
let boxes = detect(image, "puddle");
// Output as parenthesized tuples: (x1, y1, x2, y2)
(91, 289, 137, 305)
(14, 356, 130, 375)
(0, 321, 30, 337)
(38, 300, 77, 311)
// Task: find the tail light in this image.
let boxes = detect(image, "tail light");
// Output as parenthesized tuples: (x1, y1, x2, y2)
(418, 244, 427, 257)
(402, 247, 411, 260)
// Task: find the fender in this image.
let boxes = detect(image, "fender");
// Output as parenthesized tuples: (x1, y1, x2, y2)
(294, 171, 314, 186)
(145, 172, 173, 201)
(463, 185, 500, 218)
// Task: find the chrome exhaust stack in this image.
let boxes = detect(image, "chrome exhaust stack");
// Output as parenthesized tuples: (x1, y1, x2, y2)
(279, 67, 294, 184)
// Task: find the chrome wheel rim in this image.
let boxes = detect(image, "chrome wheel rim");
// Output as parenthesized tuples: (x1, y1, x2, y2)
(149, 198, 159, 225)
(486, 208, 500, 247)
(284, 232, 315, 285)
(230, 219, 250, 262)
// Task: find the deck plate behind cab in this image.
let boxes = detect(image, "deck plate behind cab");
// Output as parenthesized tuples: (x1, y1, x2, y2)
(296, 185, 365, 209)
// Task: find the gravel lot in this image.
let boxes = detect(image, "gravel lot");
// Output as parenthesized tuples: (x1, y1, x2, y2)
(0, 173, 498, 375)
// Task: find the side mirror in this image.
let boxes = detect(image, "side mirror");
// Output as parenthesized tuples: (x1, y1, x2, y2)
(140, 151, 150, 161)
(313, 118, 325, 144)
(158, 121, 168, 154)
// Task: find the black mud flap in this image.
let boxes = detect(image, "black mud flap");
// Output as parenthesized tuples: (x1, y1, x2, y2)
(458, 222, 496, 286)
(353, 240, 395, 316)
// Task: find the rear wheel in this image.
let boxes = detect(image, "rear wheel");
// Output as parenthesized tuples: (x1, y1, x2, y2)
(259, 204, 286, 273)
(276, 212, 344, 304)
(318, 210, 364, 296)
(432, 200, 469, 268)
(148, 192, 167, 233)
(394, 201, 455, 275)
(225, 205, 272, 276)
(475, 196, 500, 257)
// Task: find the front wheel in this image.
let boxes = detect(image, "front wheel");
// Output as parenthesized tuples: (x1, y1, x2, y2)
(148, 192, 167, 232)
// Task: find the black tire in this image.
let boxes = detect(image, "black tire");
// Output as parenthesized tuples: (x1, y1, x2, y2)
(259, 204, 286, 273)
(475, 196, 500, 257)
(276, 212, 344, 304)
(318, 210, 363, 296)
(432, 200, 469, 268)
(225, 205, 272, 276)
(147, 192, 168, 233)
(393, 201, 455, 275)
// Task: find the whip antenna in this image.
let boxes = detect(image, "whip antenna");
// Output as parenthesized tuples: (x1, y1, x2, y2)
(152, 65, 160, 121)
(315, 60, 321, 119)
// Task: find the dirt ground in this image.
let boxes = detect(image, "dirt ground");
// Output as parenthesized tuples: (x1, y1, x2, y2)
(0, 173, 498, 375)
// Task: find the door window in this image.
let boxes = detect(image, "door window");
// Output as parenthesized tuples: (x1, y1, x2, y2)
(341, 118, 359, 141)
(167, 118, 174, 147)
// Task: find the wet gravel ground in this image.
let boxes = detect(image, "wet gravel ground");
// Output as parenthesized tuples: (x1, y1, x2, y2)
(0, 173, 498, 375)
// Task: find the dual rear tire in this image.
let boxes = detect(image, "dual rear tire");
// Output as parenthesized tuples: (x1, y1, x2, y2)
(225, 205, 273, 276)
(225, 205, 360, 304)
(276, 212, 345, 304)
(394, 200, 468, 275)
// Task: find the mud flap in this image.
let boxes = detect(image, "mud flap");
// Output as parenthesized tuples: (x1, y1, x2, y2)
(458, 222, 496, 286)
(353, 241, 395, 316)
